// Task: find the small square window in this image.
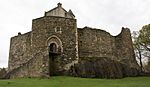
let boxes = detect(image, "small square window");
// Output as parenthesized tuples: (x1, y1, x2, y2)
(55, 26, 62, 34)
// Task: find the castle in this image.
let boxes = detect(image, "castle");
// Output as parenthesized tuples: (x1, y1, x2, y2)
(7, 3, 140, 79)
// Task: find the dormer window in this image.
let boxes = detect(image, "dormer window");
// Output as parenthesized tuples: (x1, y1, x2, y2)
(55, 26, 62, 34)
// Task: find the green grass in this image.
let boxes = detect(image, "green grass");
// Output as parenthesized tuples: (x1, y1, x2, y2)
(0, 76, 150, 87)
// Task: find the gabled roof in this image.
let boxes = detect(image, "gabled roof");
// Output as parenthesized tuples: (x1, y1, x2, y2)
(46, 3, 67, 13)
(68, 9, 75, 17)
(45, 3, 75, 19)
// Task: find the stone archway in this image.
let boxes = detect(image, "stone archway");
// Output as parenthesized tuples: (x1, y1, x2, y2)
(46, 35, 63, 76)
(49, 43, 58, 76)
(49, 43, 57, 53)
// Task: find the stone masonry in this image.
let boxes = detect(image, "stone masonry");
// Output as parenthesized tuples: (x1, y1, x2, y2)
(6, 3, 140, 79)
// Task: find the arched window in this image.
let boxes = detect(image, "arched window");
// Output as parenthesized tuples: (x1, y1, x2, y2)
(49, 43, 57, 53)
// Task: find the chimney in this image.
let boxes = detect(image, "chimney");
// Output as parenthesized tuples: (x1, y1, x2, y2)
(57, 3, 62, 7)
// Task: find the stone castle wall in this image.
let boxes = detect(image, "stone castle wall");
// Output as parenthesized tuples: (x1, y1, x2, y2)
(78, 27, 115, 58)
(31, 16, 78, 72)
(67, 27, 140, 78)
(8, 21, 139, 78)
(8, 32, 32, 71)
(7, 52, 44, 78)
(7, 3, 140, 79)
(8, 16, 79, 78)
(115, 28, 138, 67)
(78, 27, 139, 68)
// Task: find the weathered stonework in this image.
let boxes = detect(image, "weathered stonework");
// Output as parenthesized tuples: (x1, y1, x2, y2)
(6, 3, 140, 79)
(0, 68, 7, 79)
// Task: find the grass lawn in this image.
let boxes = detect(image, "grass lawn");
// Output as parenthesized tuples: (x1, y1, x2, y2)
(0, 76, 150, 87)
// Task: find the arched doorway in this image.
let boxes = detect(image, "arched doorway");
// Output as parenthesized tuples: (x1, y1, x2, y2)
(49, 43, 58, 76)
(49, 43, 57, 53)
(46, 35, 63, 76)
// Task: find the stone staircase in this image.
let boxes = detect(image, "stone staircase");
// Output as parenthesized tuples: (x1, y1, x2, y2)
(2, 53, 41, 79)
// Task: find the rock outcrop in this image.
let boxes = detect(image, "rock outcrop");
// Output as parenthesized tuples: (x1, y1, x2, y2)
(68, 57, 140, 79)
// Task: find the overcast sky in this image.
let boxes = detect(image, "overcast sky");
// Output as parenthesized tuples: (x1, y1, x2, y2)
(0, 0, 150, 68)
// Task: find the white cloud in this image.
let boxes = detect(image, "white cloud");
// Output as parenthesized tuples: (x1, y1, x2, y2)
(0, 0, 150, 67)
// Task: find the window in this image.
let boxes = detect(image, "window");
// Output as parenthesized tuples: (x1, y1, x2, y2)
(55, 26, 62, 34)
